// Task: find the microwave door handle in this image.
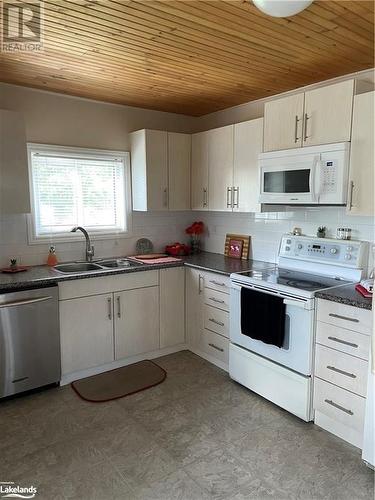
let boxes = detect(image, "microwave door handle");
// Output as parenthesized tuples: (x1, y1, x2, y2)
(310, 157, 320, 202)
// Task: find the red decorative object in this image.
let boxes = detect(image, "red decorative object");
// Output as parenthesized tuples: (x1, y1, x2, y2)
(185, 221, 204, 236)
(1, 266, 28, 274)
(228, 239, 243, 259)
(165, 242, 191, 256)
(355, 284, 372, 299)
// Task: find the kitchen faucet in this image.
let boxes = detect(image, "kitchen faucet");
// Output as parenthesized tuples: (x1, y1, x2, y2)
(71, 226, 95, 262)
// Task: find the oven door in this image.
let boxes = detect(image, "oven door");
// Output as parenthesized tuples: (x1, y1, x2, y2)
(259, 154, 320, 204)
(230, 283, 315, 376)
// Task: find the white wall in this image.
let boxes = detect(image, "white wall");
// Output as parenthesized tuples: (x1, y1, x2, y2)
(0, 83, 197, 266)
(0, 83, 196, 150)
(0, 211, 194, 267)
(197, 207, 374, 275)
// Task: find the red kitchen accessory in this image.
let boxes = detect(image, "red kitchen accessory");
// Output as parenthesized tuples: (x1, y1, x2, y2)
(165, 242, 191, 256)
(355, 284, 373, 299)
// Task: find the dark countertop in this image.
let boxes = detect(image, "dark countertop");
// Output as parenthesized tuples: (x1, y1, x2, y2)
(316, 284, 373, 310)
(182, 253, 275, 275)
(0, 252, 275, 293)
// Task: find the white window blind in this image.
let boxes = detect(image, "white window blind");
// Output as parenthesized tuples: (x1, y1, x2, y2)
(29, 147, 128, 239)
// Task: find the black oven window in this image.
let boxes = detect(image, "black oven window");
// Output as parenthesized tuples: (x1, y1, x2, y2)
(264, 169, 310, 193)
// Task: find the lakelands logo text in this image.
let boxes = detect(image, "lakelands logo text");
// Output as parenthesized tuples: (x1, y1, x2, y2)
(0, 482, 37, 499)
(0, 0, 44, 52)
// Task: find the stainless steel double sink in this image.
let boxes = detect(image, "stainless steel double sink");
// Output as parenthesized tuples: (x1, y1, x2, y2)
(54, 258, 140, 274)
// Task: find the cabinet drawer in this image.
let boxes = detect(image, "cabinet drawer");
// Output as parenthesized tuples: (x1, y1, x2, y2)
(204, 272, 230, 294)
(317, 299, 372, 335)
(201, 329, 229, 365)
(314, 377, 366, 435)
(59, 270, 159, 300)
(203, 288, 230, 312)
(315, 344, 368, 397)
(316, 321, 370, 361)
(204, 305, 229, 338)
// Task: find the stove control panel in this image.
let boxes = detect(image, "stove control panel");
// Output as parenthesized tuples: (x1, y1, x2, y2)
(279, 235, 366, 268)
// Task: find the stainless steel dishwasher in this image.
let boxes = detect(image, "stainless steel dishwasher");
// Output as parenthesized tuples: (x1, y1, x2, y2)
(0, 286, 60, 398)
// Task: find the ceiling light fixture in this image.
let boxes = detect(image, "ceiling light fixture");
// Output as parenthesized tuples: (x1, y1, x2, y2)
(252, 0, 313, 18)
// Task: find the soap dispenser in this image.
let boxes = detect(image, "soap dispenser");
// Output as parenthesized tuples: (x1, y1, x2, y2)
(47, 245, 58, 266)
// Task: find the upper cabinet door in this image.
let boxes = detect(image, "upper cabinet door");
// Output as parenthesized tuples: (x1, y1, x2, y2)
(263, 93, 304, 152)
(347, 91, 374, 216)
(0, 110, 31, 215)
(233, 118, 263, 213)
(168, 132, 191, 211)
(191, 131, 209, 211)
(130, 129, 168, 211)
(208, 125, 234, 211)
(303, 80, 354, 147)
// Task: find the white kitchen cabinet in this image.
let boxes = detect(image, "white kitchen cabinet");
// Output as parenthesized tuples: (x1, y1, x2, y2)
(303, 80, 354, 147)
(0, 110, 31, 214)
(208, 125, 234, 211)
(191, 131, 209, 210)
(185, 267, 204, 350)
(185, 267, 229, 370)
(233, 118, 263, 212)
(347, 91, 374, 216)
(114, 286, 159, 359)
(160, 267, 185, 348)
(60, 293, 114, 376)
(263, 80, 354, 152)
(263, 93, 305, 152)
(314, 298, 372, 448)
(130, 129, 190, 211)
(168, 132, 191, 210)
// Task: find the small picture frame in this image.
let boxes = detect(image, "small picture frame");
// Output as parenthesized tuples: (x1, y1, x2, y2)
(228, 239, 243, 258)
(224, 234, 251, 260)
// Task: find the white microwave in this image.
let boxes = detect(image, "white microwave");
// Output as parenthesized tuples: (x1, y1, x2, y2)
(259, 142, 350, 205)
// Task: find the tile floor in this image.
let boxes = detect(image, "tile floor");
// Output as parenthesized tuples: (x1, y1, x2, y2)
(0, 351, 373, 500)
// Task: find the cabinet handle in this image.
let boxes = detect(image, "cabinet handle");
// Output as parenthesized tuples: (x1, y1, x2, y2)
(327, 365, 356, 378)
(233, 186, 239, 208)
(117, 296, 121, 318)
(209, 318, 224, 327)
(303, 113, 309, 141)
(348, 181, 354, 210)
(208, 297, 225, 304)
(209, 280, 226, 287)
(203, 188, 208, 207)
(198, 274, 203, 295)
(107, 297, 112, 320)
(324, 399, 353, 416)
(327, 336, 358, 349)
(163, 188, 168, 208)
(328, 313, 359, 323)
(226, 187, 232, 208)
(208, 343, 224, 352)
(294, 115, 300, 143)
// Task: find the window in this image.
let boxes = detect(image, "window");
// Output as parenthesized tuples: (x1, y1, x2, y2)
(28, 144, 131, 242)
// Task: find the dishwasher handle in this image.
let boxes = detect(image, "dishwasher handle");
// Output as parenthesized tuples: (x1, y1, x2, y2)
(0, 296, 53, 308)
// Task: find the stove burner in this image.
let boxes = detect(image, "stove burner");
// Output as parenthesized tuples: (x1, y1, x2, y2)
(285, 279, 325, 289)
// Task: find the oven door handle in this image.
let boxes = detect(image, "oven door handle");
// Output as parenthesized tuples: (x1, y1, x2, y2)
(283, 298, 307, 309)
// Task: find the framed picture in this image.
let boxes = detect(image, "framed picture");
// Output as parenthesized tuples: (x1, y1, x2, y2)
(224, 234, 251, 260)
(228, 239, 243, 258)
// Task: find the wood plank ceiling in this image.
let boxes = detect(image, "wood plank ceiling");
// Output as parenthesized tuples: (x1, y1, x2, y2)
(0, 0, 374, 116)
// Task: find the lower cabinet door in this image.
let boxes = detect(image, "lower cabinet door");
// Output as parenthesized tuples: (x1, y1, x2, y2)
(160, 268, 185, 348)
(114, 286, 159, 359)
(60, 293, 114, 375)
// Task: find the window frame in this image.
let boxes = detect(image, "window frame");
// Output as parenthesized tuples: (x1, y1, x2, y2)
(27, 143, 132, 245)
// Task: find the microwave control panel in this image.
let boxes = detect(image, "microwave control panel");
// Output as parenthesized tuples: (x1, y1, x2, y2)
(279, 235, 365, 268)
(320, 159, 338, 194)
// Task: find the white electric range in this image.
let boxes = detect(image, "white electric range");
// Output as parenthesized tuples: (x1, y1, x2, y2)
(229, 234, 368, 421)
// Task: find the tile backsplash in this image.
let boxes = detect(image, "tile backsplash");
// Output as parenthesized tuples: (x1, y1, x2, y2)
(197, 207, 375, 275)
(0, 208, 374, 276)
(0, 212, 194, 267)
